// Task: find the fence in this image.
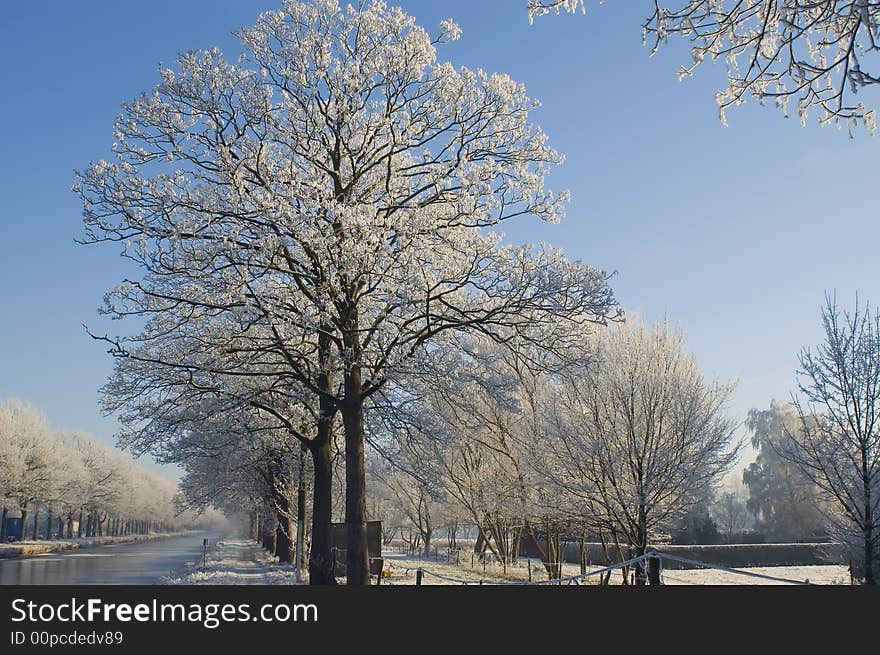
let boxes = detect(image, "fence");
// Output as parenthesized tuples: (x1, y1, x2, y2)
(403, 550, 815, 586)
(518, 539, 843, 569)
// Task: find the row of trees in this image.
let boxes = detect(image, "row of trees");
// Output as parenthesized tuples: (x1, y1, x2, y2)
(112, 314, 742, 585)
(367, 322, 740, 582)
(369, 295, 880, 585)
(338, 295, 880, 585)
(0, 399, 183, 542)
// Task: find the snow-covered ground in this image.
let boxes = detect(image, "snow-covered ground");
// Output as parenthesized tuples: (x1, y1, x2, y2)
(162, 540, 851, 586)
(659, 565, 849, 585)
(164, 539, 306, 585)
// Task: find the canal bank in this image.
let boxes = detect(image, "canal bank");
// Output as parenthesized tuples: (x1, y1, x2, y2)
(0, 532, 190, 560)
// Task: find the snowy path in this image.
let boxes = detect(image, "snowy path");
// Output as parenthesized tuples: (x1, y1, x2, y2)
(164, 539, 304, 585)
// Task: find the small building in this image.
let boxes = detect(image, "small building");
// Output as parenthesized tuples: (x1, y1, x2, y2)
(4, 517, 23, 541)
(330, 520, 383, 576)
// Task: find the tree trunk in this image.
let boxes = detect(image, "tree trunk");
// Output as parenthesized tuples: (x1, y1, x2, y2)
(307, 330, 337, 585)
(525, 521, 561, 580)
(46, 506, 54, 540)
(647, 548, 663, 585)
(341, 304, 369, 586)
(262, 518, 277, 554)
(610, 529, 628, 585)
(634, 504, 648, 586)
(31, 501, 40, 540)
(862, 447, 875, 585)
(0, 506, 7, 541)
(422, 528, 432, 559)
(273, 480, 294, 564)
(19, 506, 28, 542)
(308, 427, 335, 585)
(295, 445, 307, 581)
(341, 390, 369, 585)
(77, 509, 84, 538)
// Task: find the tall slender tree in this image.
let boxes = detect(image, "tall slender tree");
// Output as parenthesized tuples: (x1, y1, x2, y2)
(782, 294, 880, 584)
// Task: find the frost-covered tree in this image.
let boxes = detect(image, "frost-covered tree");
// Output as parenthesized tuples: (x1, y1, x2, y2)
(711, 490, 753, 540)
(97, 302, 337, 580)
(743, 401, 826, 541)
(76, 0, 618, 584)
(0, 400, 60, 541)
(372, 335, 592, 577)
(781, 295, 880, 584)
(170, 402, 306, 564)
(540, 322, 740, 583)
(368, 340, 524, 567)
(64, 434, 177, 538)
(52, 436, 90, 539)
(68, 434, 128, 537)
(0, 400, 184, 541)
(374, 463, 439, 557)
(529, 1, 880, 132)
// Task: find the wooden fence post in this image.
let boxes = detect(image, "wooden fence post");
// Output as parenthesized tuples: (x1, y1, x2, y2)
(647, 550, 663, 586)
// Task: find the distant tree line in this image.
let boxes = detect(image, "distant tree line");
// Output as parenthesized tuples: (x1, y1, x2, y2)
(0, 399, 187, 542)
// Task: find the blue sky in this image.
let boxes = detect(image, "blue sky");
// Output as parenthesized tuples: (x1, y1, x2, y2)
(1, 1, 877, 482)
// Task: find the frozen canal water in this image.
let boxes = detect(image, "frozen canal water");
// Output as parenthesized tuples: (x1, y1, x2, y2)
(0, 533, 222, 585)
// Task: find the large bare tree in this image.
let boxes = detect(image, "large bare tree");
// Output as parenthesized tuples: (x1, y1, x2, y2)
(76, 0, 618, 584)
(783, 294, 880, 584)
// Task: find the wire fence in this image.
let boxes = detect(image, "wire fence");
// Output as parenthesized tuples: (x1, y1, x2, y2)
(396, 550, 815, 586)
